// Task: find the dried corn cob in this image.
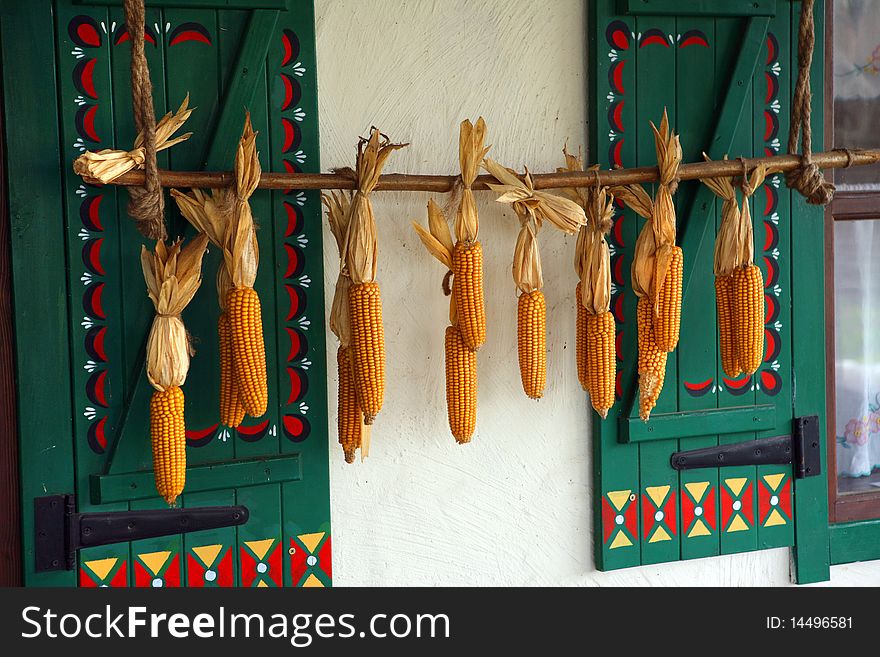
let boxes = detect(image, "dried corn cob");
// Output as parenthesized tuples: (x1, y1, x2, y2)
(218, 312, 245, 428)
(715, 274, 741, 377)
(655, 245, 682, 351)
(734, 264, 765, 375)
(561, 150, 617, 417)
(349, 281, 386, 424)
(222, 115, 268, 418)
(452, 241, 486, 348)
(344, 129, 406, 425)
(637, 297, 667, 421)
(141, 234, 209, 506)
(701, 161, 743, 378)
(518, 290, 547, 400)
(734, 165, 767, 376)
(587, 311, 616, 418)
(445, 325, 477, 443)
(226, 286, 267, 416)
(337, 345, 362, 463)
(452, 118, 491, 349)
(575, 281, 590, 392)
(412, 195, 479, 444)
(151, 385, 186, 506)
(485, 158, 586, 401)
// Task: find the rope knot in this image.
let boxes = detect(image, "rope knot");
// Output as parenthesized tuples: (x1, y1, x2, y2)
(785, 157, 835, 206)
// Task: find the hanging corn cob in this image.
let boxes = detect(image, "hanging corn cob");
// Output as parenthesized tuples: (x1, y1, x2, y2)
(74, 95, 193, 184)
(323, 190, 368, 462)
(612, 110, 682, 421)
(412, 198, 477, 444)
(141, 233, 209, 506)
(701, 159, 768, 377)
(701, 157, 743, 378)
(559, 149, 617, 418)
(484, 159, 587, 400)
(172, 188, 245, 428)
(222, 114, 268, 418)
(343, 129, 407, 425)
(735, 164, 768, 375)
(452, 118, 491, 349)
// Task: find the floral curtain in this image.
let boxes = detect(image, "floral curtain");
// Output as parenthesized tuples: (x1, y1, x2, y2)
(834, 219, 880, 479)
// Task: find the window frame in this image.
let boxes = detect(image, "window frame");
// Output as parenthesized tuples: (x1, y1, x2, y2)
(824, 0, 880, 524)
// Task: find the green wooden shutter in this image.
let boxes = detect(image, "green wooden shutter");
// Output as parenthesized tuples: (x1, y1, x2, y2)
(3, 0, 330, 587)
(589, 0, 830, 582)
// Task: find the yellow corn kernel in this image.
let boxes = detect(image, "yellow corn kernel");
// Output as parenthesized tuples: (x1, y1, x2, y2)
(349, 281, 385, 424)
(337, 345, 362, 463)
(638, 297, 667, 421)
(517, 290, 547, 400)
(452, 241, 487, 349)
(587, 310, 616, 419)
(226, 286, 268, 417)
(445, 325, 477, 444)
(576, 282, 590, 393)
(715, 274, 742, 378)
(734, 264, 765, 376)
(654, 246, 682, 352)
(150, 385, 186, 506)
(218, 312, 245, 428)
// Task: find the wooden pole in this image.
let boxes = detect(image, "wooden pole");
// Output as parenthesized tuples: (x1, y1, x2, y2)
(87, 147, 880, 192)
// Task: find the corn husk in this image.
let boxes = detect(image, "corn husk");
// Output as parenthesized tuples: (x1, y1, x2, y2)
(701, 156, 742, 278)
(323, 191, 355, 347)
(74, 95, 193, 183)
(484, 158, 587, 294)
(223, 113, 261, 290)
(343, 129, 407, 285)
(612, 109, 681, 307)
(455, 118, 491, 243)
(141, 233, 210, 391)
(411, 199, 457, 324)
(738, 163, 768, 267)
(559, 150, 614, 315)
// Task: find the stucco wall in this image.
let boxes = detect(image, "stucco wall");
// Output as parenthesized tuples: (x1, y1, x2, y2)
(314, 0, 877, 586)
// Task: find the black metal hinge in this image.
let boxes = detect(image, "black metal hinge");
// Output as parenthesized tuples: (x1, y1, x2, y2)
(34, 495, 249, 573)
(670, 414, 821, 479)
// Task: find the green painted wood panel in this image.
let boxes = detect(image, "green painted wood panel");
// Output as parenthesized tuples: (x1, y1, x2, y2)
(591, 0, 823, 579)
(6, 0, 329, 587)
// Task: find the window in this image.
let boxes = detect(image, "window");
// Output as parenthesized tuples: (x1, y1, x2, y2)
(827, 0, 880, 522)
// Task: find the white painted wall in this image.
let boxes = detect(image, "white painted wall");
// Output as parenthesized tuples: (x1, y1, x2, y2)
(314, 0, 877, 586)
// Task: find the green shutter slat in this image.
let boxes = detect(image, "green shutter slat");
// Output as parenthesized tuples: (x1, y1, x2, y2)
(623, 404, 777, 442)
(676, 15, 721, 560)
(1, 0, 77, 587)
(91, 455, 301, 504)
(621, 0, 777, 17)
(790, 0, 829, 585)
(829, 520, 880, 566)
(590, 0, 641, 571)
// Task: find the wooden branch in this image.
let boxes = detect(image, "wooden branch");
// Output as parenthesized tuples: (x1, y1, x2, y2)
(87, 148, 880, 192)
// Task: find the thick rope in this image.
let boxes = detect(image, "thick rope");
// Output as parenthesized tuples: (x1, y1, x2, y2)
(786, 0, 835, 205)
(124, 0, 166, 240)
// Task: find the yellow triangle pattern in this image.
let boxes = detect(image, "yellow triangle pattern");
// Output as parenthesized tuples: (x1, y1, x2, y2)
(727, 515, 749, 533)
(685, 481, 710, 502)
(725, 477, 748, 497)
(245, 538, 276, 561)
(649, 525, 672, 543)
(607, 490, 631, 512)
(763, 473, 785, 491)
(645, 485, 670, 508)
(256, 580, 269, 588)
(302, 574, 324, 588)
(84, 557, 118, 581)
(609, 531, 632, 549)
(192, 544, 223, 568)
(764, 509, 787, 527)
(688, 519, 711, 538)
(298, 532, 325, 554)
(138, 551, 171, 576)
